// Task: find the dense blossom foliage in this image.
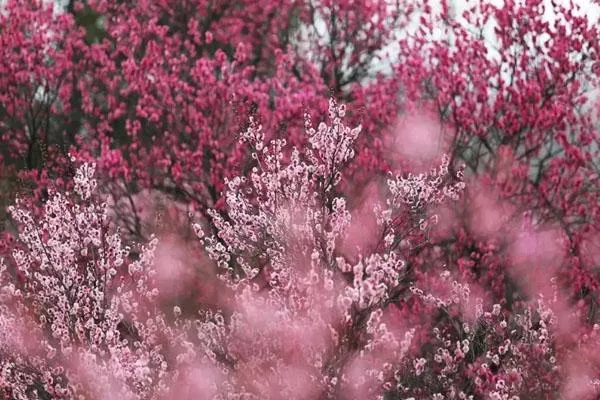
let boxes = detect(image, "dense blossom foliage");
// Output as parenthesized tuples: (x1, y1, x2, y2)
(0, 161, 173, 398)
(2, 0, 600, 398)
(392, 0, 600, 303)
(191, 100, 464, 397)
(0, 0, 408, 240)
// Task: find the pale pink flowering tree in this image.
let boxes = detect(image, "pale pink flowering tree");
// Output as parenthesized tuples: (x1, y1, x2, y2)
(0, 161, 180, 399)
(192, 99, 465, 398)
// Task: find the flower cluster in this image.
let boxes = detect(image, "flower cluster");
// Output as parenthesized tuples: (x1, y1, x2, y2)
(1, 162, 174, 399)
(397, 271, 561, 399)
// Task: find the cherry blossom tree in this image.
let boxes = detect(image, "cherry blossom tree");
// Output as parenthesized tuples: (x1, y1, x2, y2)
(0, 160, 174, 398)
(188, 98, 464, 398)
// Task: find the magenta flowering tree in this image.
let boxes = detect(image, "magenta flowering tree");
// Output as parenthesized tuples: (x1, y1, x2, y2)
(391, 0, 600, 316)
(0, 0, 409, 243)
